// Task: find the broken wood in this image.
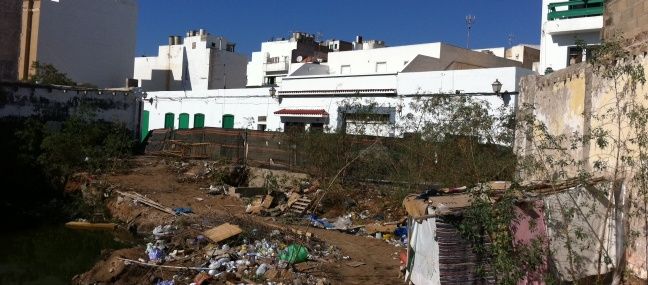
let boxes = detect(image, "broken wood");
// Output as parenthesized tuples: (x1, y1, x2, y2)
(117, 257, 215, 271)
(203, 223, 242, 243)
(116, 190, 187, 216)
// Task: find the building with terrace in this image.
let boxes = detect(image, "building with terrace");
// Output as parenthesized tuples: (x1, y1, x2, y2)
(539, 0, 605, 74)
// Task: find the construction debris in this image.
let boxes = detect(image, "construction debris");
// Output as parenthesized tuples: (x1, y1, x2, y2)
(203, 223, 242, 243)
(116, 190, 187, 216)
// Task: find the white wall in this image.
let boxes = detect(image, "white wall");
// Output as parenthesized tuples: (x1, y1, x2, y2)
(37, 0, 138, 88)
(326, 43, 442, 75)
(134, 33, 247, 91)
(143, 67, 528, 137)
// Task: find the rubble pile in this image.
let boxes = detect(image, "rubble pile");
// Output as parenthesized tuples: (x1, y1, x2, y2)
(127, 221, 341, 285)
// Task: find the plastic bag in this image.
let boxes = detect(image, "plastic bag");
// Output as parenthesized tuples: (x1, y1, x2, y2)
(279, 244, 309, 264)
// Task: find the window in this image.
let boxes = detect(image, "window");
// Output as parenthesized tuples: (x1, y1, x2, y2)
(265, 77, 276, 85)
(345, 113, 391, 123)
(375, 62, 387, 73)
(567, 46, 583, 66)
(192, 42, 196, 49)
(258, 116, 267, 122)
(257, 124, 267, 131)
(341, 65, 351, 74)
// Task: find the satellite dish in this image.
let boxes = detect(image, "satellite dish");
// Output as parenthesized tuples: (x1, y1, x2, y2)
(296, 55, 303, 62)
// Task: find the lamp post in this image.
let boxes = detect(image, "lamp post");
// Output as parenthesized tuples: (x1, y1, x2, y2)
(491, 79, 502, 94)
(269, 86, 276, 97)
(492, 79, 510, 106)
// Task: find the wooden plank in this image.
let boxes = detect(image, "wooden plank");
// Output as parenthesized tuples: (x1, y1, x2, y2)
(203, 223, 242, 243)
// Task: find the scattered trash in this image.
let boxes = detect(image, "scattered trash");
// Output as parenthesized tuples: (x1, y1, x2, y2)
(279, 244, 309, 264)
(308, 214, 334, 229)
(172, 207, 193, 214)
(346, 261, 366, 267)
(65, 221, 116, 231)
(156, 279, 174, 285)
(256, 263, 269, 276)
(146, 243, 166, 263)
(332, 215, 352, 230)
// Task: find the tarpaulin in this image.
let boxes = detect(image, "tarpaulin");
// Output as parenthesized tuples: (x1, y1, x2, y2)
(407, 218, 441, 285)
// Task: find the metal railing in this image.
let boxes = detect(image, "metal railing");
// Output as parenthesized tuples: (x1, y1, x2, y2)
(547, 0, 604, 21)
(263, 61, 289, 73)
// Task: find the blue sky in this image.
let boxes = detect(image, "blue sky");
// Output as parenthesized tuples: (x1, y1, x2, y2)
(136, 0, 541, 58)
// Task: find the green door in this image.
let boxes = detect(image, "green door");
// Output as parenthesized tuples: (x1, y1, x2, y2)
(164, 113, 175, 129)
(194, 113, 205, 128)
(178, 113, 189, 129)
(140, 110, 149, 142)
(222, 114, 234, 129)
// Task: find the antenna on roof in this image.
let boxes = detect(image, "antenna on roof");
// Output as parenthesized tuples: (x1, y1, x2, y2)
(508, 33, 516, 47)
(465, 14, 476, 49)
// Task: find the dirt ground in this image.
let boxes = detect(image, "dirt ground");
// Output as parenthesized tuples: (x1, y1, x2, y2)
(75, 156, 403, 285)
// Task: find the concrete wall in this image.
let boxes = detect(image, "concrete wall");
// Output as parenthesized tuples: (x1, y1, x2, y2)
(0, 82, 142, 131)
(0, 0, 21, 81)
(604, 0, 648, 41)
(208, 50, 247, 89)
(33, 0, 138, 88)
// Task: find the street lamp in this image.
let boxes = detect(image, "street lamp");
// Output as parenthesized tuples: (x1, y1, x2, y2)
(491, 79, 502, 94)
(269, 86, 276, 97)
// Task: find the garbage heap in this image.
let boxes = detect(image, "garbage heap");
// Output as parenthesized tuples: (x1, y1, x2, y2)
(135, 222, 341, 285)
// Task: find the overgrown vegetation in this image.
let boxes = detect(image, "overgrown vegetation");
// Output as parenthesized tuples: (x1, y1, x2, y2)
(29, 61, 77, 86)
(17, 105, 135, 189)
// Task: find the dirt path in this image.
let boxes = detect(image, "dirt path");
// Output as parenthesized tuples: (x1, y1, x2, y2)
(98, 156, 402, 284)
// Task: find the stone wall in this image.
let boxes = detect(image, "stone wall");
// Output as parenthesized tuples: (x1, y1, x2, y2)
(515, 53, 648, 280)
(604, 0, 648, 50)
(0, 0, 21, 81)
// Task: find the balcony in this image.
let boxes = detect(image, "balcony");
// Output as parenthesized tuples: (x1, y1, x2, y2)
(263, 60, 289, 73)
(548, 0, 604, 21)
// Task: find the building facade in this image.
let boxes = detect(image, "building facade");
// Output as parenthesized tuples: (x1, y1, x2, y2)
(18, 0, 138, 88)
(133, 30, 248, 91)
(538, 0, 605, 74)
(246, 32, 330, 87)
(0, 0, 22, 82)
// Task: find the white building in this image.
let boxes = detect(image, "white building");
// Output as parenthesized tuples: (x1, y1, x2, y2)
(246, 32, 330, 87)
(18, 0, 138, 88)
(538, 0, 604, 74)
(141, 36, 535, 138)
(134, 29, 248, 91)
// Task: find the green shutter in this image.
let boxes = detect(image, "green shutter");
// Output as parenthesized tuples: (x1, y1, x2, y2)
(140, 110, 149, 142)
(178, 113, 190, 129)
(222, 114, 234, 129)
(193, 113, 205, 128)
(164, 113, 175, 129)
